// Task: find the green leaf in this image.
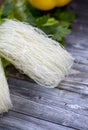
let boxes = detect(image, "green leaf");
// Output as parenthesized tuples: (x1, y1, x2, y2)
(1, 0, 14, 18)
(36, 15, 50, 28)
(43, 17, 59, 26)
(41, 24, 57, 35)
(1, 58, 11, 70)
(59, 10, 76, 23)
(53, 25, 71, 41)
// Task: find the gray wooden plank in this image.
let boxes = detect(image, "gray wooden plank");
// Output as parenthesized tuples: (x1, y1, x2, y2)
(8, 78, 88, 116)
(66, 34, 88, 49)
(0, 126, 18, 130)
(8, 77, 88, 129)
(68, 50, 88, 65)
(9, 93, 88, 130)
(73, 63, 88, 74)
(68, 0, 88, 25)
(70, 0, 88, 12)
(0, 111, 75, 130)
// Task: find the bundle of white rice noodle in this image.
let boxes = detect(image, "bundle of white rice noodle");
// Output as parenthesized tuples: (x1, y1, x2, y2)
(0, 58, 12, 113)
(0, 19, 74, 88)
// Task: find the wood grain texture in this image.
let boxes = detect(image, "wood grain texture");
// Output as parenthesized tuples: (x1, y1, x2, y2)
(8, 79, 88, 129)
(0, 111, 75, 130)
(0, 0, 88, 130)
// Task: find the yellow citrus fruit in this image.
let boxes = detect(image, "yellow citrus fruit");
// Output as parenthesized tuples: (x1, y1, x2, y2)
(28, 0, 56, 11)
(28, 0, 72, 11)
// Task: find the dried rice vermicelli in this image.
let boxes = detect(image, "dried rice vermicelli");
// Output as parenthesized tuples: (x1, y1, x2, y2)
(0, 20, 74, 88)
(0, 58, 12, 113)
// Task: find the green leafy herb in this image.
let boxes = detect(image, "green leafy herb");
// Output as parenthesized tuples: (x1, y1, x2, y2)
(0, 0, 76, 41)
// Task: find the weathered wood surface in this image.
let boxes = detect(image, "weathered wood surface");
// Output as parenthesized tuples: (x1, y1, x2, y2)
(0, 0, 88, 129)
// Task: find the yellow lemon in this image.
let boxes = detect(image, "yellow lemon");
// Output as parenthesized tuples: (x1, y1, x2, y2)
(28, 0, 56, 11)
(28, 0, 72, 11)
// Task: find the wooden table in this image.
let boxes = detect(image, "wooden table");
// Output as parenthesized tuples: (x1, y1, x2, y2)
(0, 0, 88, 129)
